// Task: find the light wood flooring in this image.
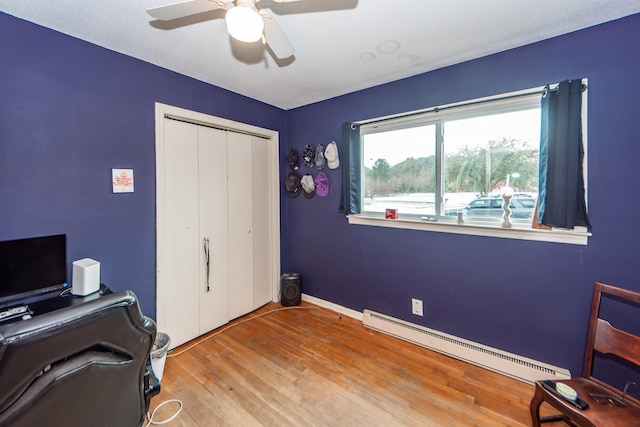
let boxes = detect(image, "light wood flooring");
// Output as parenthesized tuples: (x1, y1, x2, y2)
(148, 301, 549, 426)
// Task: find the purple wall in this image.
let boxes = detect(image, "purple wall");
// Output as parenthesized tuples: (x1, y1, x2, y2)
(2, 9, 640, 380)
(284, 13, 640, 376)
(0, 12, 286, 317)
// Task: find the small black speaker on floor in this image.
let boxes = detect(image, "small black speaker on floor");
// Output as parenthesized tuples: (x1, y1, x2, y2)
(280, 273, 301, 306)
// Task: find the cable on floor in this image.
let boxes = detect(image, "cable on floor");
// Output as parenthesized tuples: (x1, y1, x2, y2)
(145, 399, 183, 426)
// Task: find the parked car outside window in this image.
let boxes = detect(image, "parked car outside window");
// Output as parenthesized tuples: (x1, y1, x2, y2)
(445, 196, 536, 219)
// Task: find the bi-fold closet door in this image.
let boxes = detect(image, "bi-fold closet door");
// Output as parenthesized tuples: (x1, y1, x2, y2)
(161, 118, 270, 349)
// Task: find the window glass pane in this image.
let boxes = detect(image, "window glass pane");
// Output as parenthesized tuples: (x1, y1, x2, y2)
(443, 108, 540, 221)
(362, 125, 436, 215)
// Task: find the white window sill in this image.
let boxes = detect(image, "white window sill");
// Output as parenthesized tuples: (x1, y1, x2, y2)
(347, 214, 590, 245)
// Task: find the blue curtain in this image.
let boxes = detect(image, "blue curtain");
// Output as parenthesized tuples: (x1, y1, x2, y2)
(537, 79, 591, 229)
(339, 122, 361, 214)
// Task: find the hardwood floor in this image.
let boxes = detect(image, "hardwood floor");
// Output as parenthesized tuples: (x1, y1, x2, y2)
(148, 301, 544, 426)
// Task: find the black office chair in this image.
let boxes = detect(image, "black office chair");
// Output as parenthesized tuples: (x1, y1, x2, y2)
(0, 290, 160, 427)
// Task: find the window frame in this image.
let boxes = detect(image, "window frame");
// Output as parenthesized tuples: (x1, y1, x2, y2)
(348, 86, 591, 245)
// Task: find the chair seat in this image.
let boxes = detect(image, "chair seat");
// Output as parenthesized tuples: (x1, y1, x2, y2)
(532, 377, 640, 427)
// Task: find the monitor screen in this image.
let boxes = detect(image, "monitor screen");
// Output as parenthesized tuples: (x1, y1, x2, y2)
(0, 234, 68, 307)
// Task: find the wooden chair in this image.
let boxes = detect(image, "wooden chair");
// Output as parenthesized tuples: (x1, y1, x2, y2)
(530, 282, 640, 426)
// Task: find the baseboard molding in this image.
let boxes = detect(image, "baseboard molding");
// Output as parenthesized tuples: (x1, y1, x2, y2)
(298, 295, 569, 384)
(363, 309, 571, 384)
(301, 294, 363, 321)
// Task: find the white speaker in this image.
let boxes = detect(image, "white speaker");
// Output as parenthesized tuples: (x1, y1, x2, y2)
(72, 258, 100, 296)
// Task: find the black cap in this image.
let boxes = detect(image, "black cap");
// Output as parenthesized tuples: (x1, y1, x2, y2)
(285, 172, 302, 198)
(286, 148, 300, 171)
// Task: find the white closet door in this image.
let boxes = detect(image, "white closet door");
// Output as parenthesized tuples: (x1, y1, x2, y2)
(251, 136, 272, 307)
(162, 119, 201, 347)
(227, 132, 255, 319)
(158, 109, 276, 349)
(198, 126, 230, 333)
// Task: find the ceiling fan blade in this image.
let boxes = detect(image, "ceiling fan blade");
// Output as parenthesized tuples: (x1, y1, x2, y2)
(146, 0, 223, 21)
(263, 15, 295, 59)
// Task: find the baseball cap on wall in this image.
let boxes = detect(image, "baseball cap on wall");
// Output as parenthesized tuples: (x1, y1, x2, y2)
(315, 172, 329, 197)
(301, 174, 315, 199)
(315, 144, 325, 170)
(302, 145, 315, 168)
(286, 148, 300, 171)
(285, 172, 302, 198)
(325, 141, 339, 169)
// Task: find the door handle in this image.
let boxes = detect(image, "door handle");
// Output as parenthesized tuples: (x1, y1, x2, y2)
(203, 237, 210, 292)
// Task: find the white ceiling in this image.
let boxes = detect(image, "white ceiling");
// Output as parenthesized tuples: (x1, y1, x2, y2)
(2, 0, 640, 110)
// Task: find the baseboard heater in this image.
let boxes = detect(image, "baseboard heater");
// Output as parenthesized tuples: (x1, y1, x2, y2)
(362, 310, 570, 384)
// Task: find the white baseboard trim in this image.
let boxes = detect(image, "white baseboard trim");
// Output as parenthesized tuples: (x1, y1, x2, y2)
(363, 309, 571, 384)
(301, 294, 363, 321)
(299, 295, 569, 384)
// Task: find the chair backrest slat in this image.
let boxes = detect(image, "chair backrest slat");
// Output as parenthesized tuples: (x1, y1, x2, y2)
(593, 318, 640, 366)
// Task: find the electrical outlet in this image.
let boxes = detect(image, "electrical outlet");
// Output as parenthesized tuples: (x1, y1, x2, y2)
(412, 298, 423, 316)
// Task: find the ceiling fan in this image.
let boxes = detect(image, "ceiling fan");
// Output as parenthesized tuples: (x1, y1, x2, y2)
(146, 0, 300, 59)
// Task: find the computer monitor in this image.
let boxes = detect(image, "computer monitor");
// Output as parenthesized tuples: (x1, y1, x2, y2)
(0, 234, 69, 308)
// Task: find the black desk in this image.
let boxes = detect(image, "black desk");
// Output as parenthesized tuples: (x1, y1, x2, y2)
(0, 284, 112, 324)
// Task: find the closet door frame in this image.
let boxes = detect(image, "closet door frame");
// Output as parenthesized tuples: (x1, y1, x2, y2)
(154, 102, 281, 328)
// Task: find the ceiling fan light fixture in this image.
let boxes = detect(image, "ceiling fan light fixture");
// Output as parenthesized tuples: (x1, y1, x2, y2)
(225, 4, 264, 43)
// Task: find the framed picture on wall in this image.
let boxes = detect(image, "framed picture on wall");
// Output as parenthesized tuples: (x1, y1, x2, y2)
(112, 169, 134, 193)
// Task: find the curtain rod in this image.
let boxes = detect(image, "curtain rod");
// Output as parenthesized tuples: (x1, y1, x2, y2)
(358, 79, 586, 127)
(357, 87, 546, 127)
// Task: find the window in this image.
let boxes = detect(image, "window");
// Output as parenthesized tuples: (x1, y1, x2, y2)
(347, 86, 590, 245)
(361, 94, 541, 223)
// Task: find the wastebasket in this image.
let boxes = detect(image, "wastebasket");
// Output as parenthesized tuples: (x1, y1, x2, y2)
(150, 332, 170, 381)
